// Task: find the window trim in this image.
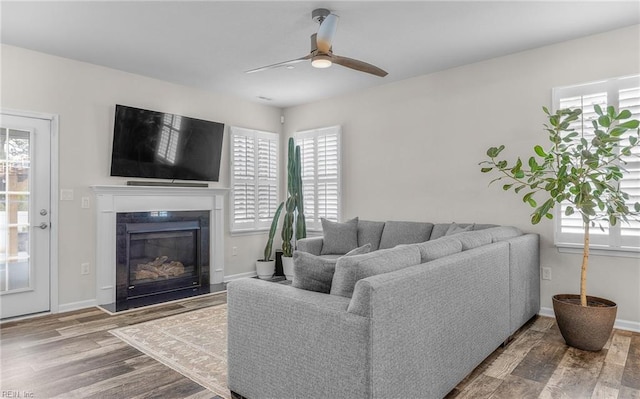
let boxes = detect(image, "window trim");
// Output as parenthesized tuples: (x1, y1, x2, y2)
(295, 125, 342, 232)
(229, 126, 279, 234)
(552, 74, 640, 257)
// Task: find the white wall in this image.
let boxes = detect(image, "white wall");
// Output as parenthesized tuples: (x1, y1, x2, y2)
(284, 25, 640, 326)
(3, 25, 639, 325)
(1, 44, 282, 308)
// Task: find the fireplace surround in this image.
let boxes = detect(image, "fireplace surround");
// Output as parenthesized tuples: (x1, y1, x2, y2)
(92, 185, 227, 312)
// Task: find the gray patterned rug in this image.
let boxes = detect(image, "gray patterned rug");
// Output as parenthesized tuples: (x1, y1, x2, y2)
(110, 304, 230, 399)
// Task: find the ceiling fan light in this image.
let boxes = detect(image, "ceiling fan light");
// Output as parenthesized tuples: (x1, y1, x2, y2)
(312, 56, 332, 69)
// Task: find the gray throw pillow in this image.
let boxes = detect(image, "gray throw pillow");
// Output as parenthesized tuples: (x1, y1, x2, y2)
(293, 243, 371, 293)
(330, 245, 421, 298)
(445, 223, 474, 236)
(345, 243, 372, 256)
(320, 217, 359, 255)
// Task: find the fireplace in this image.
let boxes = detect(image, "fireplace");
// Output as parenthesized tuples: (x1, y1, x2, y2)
(115, 211, 210, 311)
(92, 185, 227, 313)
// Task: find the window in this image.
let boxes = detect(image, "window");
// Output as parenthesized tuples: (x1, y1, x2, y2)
(295, 126, 341, 231)
(553, 75, 640, 253)
(230, 127, 279, 232)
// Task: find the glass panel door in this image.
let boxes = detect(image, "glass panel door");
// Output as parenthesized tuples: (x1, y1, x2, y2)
(0, 128, 32, 293)
(0, 112, 51, 319)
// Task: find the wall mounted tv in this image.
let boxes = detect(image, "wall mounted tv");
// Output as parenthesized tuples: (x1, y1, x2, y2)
(110, 105, 225, 182)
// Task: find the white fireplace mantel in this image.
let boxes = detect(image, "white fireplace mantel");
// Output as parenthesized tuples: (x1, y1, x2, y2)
(91, 185, 228, 306)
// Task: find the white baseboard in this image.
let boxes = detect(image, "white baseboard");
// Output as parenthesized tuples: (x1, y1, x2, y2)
(539, 306, 640, 333)
(223, 271, 257, 282)
(58, 299, 98, 313)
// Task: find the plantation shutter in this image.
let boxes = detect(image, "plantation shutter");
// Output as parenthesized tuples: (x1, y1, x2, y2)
(230, 127, 279, 232)
(619, 87, 640, 246)
(553, 75, 640, 252)
(296, 126, 341, 231)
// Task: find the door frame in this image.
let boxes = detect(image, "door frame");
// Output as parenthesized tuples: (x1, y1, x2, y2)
(1, 108, 59, 315)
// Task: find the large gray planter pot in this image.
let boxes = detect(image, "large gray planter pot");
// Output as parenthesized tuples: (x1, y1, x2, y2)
(552, 294, 617, 352)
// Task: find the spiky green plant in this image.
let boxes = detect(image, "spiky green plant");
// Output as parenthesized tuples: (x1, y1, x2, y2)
(282, 137, 306, 257)
(294, 145, 306, 240)
(480, 105, 640, 307)
(261, 201, 284, 262)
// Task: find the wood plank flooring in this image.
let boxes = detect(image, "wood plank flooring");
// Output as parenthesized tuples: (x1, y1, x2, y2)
(2, 293, 639, 399)
(1, 293, 227, 399)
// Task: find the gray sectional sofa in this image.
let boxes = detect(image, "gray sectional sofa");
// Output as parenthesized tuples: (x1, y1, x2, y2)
(227, 220, 540, 399)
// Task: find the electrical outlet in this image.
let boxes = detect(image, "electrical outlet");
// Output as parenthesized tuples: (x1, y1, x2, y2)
(81, 197, 90, 209)
(542, 267, 552, 281)
(232, 246, 238, 256)
(60, 189, 74, 201)
(81, 263, 90, 275)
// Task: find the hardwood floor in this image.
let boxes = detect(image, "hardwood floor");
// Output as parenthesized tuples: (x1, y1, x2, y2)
(1, 293, 227, 399)
(446, 317, 640, 398)
(1, 293, 639, 399)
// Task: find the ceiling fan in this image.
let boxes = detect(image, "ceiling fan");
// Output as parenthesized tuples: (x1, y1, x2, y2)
(246, 8, 388, 77)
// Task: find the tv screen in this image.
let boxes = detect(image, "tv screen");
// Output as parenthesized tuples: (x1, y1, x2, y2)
(110, 105, 224, 182)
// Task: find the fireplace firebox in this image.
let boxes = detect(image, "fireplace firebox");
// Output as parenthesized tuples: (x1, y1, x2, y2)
(115, 211, 210, 311)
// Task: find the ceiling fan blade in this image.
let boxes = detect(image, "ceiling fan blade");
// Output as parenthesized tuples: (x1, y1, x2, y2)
(331, 55, 388, 77)
(316, 14, 338, 53)
(245, 54, 312, 74)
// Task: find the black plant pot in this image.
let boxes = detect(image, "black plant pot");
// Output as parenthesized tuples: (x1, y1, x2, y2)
(552, 294, 617, 352)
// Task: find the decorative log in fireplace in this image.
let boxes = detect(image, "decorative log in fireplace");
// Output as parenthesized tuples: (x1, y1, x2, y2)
(134, 256, 185, 280)
(115, 211, 210, 311)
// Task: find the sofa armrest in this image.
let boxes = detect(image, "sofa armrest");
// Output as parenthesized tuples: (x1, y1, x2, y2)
(296, 236, 324, 255)
(348, 242, 511, 399)
(227, 278, 370, 399)
(505, 233, 540, 334)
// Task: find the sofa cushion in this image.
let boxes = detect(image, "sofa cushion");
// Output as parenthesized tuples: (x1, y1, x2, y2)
(357, 220, 386, 251)
(445, 223, 474, 236)
(415, 237, 463, 263)
(484, 226, 523, 242)
(378, 221, 434, 249)
(293, 244, 372, 293)
(453, 230, 493, 250)
(320, 217, 359, 255)
(473, 223, 500, 231)
(330, 245, 421, 298)
(430, 223, 453, 240)
(345, 243, 372, 256)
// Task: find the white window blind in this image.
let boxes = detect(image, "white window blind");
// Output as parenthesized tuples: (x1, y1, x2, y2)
(553, 75, 640, 252)
(295, 126, 341, 231)
(230, 127, 279, 232)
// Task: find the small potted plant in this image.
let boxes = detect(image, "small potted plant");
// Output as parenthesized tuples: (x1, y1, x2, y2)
(480, 105, 640, 351)
(256, 202, 284, 279)
(281, 137, 306, 280)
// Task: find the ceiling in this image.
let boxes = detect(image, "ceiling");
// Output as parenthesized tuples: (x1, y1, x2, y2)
(1, 1, 639, 108)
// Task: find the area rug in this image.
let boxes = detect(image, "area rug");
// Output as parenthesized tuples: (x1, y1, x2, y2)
(110, 304, 230, 399)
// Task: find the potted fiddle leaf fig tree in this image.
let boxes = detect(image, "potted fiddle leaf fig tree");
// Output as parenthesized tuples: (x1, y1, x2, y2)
(281, 137, 306, 280)
(256, 202, 284, 279)
(480, 105, 640, 351)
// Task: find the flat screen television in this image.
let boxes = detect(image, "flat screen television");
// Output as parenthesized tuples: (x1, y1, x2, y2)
(110, 105, 225, 182)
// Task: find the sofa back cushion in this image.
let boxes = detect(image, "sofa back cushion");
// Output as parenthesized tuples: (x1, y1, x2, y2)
(415, 237, 463, 263)
(357, 220, 386, 251)
(320, 217, 359, 255)
(484, 226, 523, 242)
(452, 230, 493, 250)
(378, 221, 434, 249)
(430, 223, 500, 240)
(330, 245, 421, 298)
